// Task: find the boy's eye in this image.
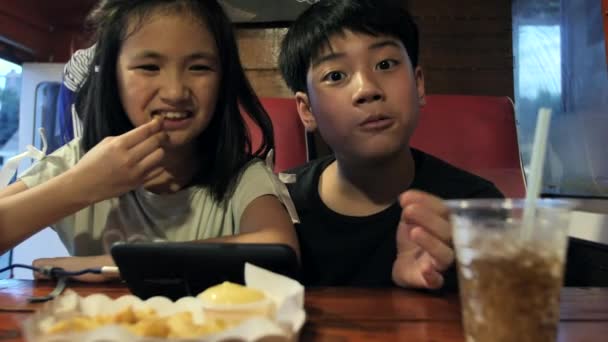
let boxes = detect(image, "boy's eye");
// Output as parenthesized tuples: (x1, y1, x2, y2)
(323, 71, 346, 82)
(376, 59, 398, 70)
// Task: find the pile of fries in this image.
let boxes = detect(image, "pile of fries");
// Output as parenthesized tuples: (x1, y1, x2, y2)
(45, 306, 227, 338)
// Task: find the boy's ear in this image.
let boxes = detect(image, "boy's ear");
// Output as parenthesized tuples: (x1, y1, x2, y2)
(414, 66, 426, 106)
(295, 91, 318, 132)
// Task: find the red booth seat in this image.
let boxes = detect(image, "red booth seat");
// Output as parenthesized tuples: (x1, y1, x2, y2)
(244, 97, 307, 173)
(410, 95, 526, 198)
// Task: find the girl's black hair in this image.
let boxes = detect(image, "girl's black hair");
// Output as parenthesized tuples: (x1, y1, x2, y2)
(279, 0, 419, 93)
(75, 0, 273, 202)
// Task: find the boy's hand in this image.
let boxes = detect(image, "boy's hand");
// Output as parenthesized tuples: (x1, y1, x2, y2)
(392, 190, 454, 289)
(70, 117, 167, 204)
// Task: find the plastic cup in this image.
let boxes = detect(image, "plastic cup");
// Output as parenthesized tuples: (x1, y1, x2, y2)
(448, 199, 575, 342)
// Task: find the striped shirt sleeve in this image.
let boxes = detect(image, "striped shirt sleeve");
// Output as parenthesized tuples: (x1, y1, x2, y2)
(63, 45, 95, 91)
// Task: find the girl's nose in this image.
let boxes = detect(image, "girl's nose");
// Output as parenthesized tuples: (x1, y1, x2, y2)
(160, 74, 190, 101)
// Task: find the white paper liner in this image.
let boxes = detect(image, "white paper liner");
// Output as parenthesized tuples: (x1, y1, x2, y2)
(22, 263, 305, 342)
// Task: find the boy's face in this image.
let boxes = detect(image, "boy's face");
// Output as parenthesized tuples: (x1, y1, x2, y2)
(295, 30, 425, 163)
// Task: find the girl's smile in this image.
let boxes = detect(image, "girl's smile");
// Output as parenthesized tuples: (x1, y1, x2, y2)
(152, 110, 194, 130)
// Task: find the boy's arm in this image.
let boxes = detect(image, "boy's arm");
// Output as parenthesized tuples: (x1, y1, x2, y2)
(392, 190, 455, 289)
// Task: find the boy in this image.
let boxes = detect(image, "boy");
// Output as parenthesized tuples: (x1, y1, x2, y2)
(278, 0, 502, 289)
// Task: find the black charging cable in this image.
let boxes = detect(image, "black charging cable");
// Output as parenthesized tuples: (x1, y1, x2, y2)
(0, 264, 119, 303)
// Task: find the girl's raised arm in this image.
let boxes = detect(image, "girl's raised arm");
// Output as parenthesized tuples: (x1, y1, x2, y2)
(0, 118, 167, 254)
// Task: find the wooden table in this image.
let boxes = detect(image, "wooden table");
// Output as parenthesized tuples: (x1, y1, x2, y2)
(1, 280, 607, 341)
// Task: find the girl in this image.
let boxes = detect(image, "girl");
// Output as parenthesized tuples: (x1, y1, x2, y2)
(0, 0, 299, 281)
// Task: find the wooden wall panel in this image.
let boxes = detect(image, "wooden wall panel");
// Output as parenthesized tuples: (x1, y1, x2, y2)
(410, 1, 509, 17)
(236, 27, 292, 97)
(236, 28, 287, 69)
(424, 68, 514, 95)
(410, 0, 514, 98)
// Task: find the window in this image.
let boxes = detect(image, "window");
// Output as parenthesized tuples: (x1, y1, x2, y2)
(513, 0, 608, 198)
(33, 82, 61, 152)
(0, 58, 21, 278)
(0, 58, 21, 170)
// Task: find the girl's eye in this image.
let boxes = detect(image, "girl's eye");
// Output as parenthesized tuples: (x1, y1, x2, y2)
(377, 59, 398, 70)
(136, 64, 159, 71)
(323, 71, 346, 82)
(190, 64, 212, 72)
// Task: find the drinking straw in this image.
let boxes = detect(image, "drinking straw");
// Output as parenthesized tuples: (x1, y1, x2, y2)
(521, 107, 552, 239)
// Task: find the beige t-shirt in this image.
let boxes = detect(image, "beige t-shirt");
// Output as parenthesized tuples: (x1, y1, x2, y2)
(19, 139, 291, 256)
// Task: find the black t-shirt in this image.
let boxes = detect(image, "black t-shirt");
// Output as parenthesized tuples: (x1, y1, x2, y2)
(286, 149, 503, 287)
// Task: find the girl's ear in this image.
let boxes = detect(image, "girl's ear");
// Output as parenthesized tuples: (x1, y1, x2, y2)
(295, 92, 318, 132)
(414, 66, 426, 106)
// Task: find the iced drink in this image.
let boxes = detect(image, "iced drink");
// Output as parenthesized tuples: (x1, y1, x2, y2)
(448, 199, 573, 342)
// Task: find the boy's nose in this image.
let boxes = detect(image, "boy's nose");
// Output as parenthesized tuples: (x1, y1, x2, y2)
(352, 73, 385, 105)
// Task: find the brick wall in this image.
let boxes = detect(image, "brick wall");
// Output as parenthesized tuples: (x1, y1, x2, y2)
(409, 0, 514, 98)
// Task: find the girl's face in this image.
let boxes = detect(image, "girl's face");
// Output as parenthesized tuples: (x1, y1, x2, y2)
(116, 12, 221, 150)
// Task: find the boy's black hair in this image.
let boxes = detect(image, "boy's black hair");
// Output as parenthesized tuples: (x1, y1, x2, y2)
(75, 0, 273, 202)
(279, 0, 419, 93)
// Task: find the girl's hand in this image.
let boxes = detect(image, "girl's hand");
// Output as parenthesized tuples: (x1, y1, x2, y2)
(70, 117, 167, 204)
(392, 190, 454, 289)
